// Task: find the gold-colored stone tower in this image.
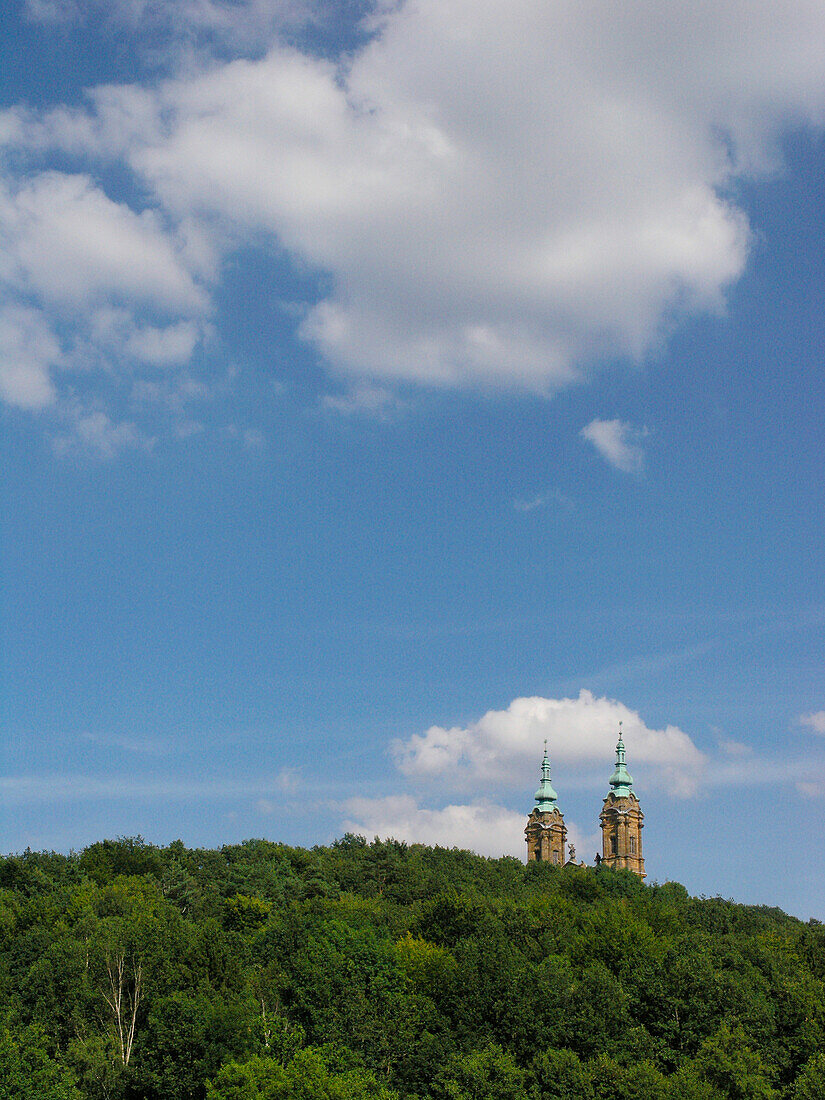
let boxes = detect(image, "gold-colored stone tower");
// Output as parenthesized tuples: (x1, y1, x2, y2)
(598, 723, 645, 877)
(525, 741, 567, 864)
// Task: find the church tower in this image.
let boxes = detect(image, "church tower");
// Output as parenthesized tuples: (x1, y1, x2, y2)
(599, 723, 645, 877)
(525, 742, 567, 864)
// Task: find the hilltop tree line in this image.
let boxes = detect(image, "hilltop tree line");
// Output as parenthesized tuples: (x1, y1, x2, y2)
(0, 835, 823, 1099)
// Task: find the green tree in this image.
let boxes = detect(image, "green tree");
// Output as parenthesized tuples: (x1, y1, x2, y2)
(528, 1047, 593, 1100)
(587, 1053, 668, 1100)
(130, 991, 257, 1099)
(206, 1048, 399, 1100)
(0, 1025, 82, 1100)
(433, 1042, 529, 1100)
(793, 1052, 825, 1100)
(692, 1023, 778, 1100)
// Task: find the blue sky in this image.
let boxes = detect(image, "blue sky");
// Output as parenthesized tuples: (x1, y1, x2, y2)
(1, 0, 824, 919)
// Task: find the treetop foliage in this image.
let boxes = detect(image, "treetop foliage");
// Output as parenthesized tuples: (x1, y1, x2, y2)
(0, 835, 822, 1099)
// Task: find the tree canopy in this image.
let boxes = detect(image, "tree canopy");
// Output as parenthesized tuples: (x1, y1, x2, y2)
(0, 836, 821, 1099)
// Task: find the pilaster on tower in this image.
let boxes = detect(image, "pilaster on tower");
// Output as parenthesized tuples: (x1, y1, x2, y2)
(525, 741, 567, 864)
(599, 722, 646, 878)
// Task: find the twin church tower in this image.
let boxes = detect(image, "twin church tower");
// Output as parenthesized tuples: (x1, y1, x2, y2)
(525, 723, 646, 877)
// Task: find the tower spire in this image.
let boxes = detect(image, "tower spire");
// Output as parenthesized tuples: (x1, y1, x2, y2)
(599, 720, 645, 878)
(525, 739, 567, 864)
(608, 720, 634, 798)
(534, 739, 559, 811)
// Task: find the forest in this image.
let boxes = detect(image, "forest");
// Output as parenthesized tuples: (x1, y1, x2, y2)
(0, 835, 823, 1099)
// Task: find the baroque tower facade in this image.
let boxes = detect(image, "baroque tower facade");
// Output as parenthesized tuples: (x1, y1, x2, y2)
(599, 724, 645, 877)
(525, 742, 567, 864)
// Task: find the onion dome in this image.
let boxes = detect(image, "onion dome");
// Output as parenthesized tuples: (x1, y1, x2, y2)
(608, 723, 634, 798)
(534, 741, 559, 811)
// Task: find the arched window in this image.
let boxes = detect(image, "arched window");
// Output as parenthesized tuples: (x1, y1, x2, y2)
(629, 836, 636, 854)
(610, 835, 618, 855)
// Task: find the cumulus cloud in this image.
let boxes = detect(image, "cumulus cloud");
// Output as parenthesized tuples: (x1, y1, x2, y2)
(0, 168, 212, 442)
(800, 710, 825, 735)
(1, 172, 206, 313)
(4, 1, 825, 423)
(395, 689, 706, 798)
(581, 418, 647, 474)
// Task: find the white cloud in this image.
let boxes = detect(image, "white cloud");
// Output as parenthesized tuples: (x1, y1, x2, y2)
(2, 172, 207, 313)
(800, 710, 825, 735)
(33, 0, 825, 390)
(4, 1, 825, 418)
(0, 168, 212, 436)
(581, 418, 647, 474)
(343, 794, 600, 861)
(395, 689, 706, 798)
(126, 321, 200, 366)
(0, 305, 60, 409)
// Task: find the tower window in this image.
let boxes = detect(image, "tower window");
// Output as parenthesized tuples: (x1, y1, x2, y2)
(629, 836, 636, 854)
(610, 836, 618, 855)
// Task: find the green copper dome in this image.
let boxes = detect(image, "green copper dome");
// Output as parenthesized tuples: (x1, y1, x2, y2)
(608, 724, 634, 798)
(534, 742, 559, 812)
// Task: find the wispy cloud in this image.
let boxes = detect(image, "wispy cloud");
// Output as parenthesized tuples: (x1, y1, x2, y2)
(718, 738, 752, 758)
(581, 419, 647, 474)
(25, 0, 316, 50)
(513, 488, 574, 513)
(796, 780, 824, 798)
(321, 384, 408, 419)
(80, 731, 170, 756)
(512, 494, 547, 513)
(52, 403, 154, 460)
(707, 754, 825, 793)
(0, 769, 300, 806)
